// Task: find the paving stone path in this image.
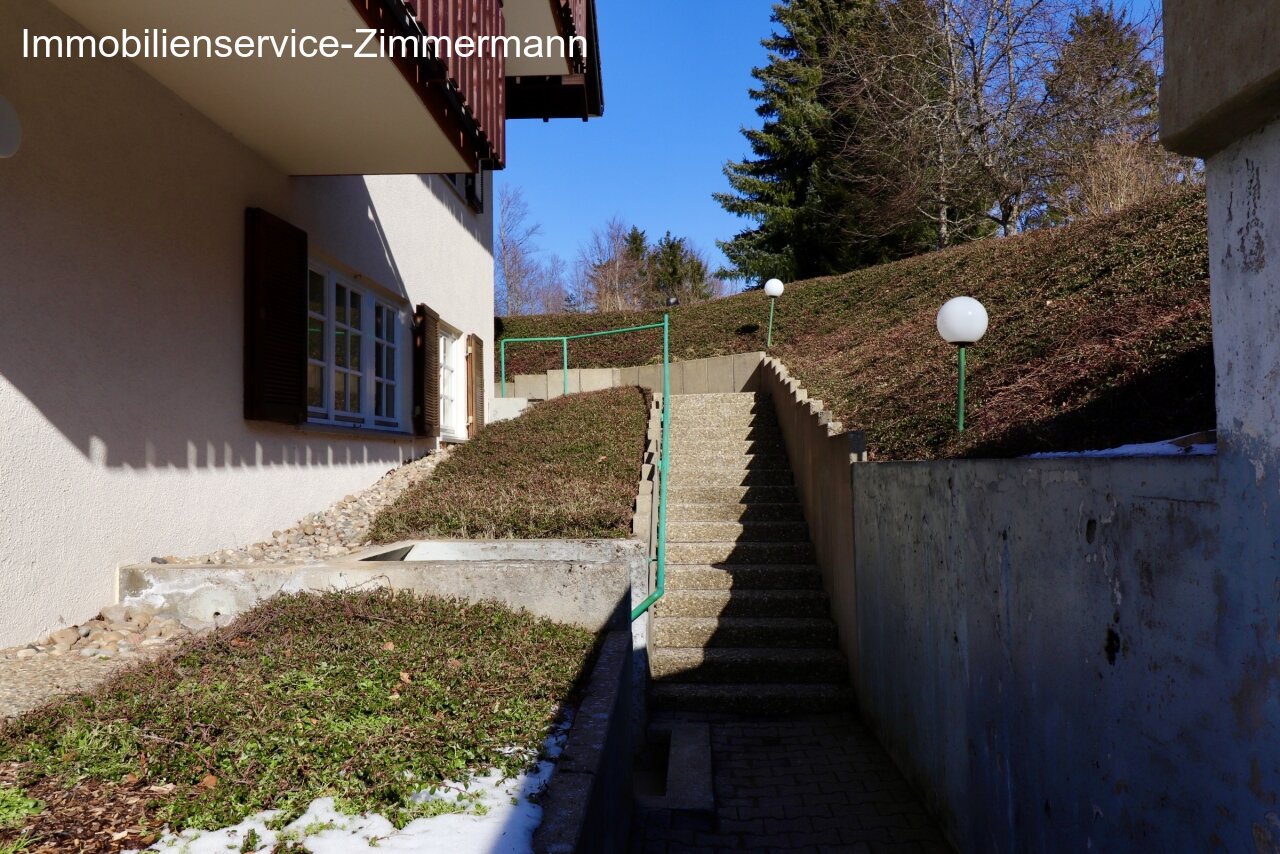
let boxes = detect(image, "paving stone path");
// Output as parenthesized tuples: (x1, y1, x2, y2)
(632, 713, 952, 853)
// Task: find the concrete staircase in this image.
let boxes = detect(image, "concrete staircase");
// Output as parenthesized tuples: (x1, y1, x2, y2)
(650, 392, 851, 713)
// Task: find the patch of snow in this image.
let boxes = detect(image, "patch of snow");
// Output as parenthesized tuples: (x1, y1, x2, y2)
(132, 713, 572, 854)
(1026, 437, 1216, 459)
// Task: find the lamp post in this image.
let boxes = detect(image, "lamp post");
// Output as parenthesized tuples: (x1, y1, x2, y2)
(764, 278, 785, 348)
(936, 296, 989, 432)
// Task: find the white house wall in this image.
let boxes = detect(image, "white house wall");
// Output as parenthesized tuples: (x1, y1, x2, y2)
(0, 0, 495, 647)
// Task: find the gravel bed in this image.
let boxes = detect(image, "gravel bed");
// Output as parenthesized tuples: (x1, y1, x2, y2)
(152, 449, 449, 566)
(0, 604, 201, 723)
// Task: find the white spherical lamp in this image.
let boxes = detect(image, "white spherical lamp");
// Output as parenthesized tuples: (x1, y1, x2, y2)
(936, 296, 988, 346)
(0, 96, 21, 159)
(764, 278, 785, 298)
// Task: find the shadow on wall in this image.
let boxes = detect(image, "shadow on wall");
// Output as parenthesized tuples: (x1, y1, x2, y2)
(290, 175, 412, 304)
(417, 173, 491, 251)
(1, 169, 417, 471)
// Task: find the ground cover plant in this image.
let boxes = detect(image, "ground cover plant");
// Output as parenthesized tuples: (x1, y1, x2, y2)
(500, 191, 1212, 459)
(0, 590, 595, 853)
(371, 386, 649, 542)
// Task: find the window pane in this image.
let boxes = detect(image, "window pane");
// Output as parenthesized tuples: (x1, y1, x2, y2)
(385, 347, 395, 382)
(385, 384, 395, 419)
(349, 374, 361, 413)
(350, 333, 362, 371)
(334, 373, 347, 412)
(375, 307, 384, 339)
(350, 292, 361, 329)
(307, 364, 323, 408)
(335, 284, 347, 325)
(308, 320, 325, 361)
(335, 330, 347, 368)
(375, 382, 384, 418)
(308, 272, 325, 314)
(386, 315, 396, 344)
(375, 343, 384, 378)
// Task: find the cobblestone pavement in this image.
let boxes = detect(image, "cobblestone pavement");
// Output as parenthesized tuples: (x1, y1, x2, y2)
(631, 714, 952, 853)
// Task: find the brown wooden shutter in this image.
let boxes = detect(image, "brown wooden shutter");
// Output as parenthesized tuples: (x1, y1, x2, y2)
(467, 333, 485, 437)
(413, 304, 441, 437)
(244, 207, 307, 423)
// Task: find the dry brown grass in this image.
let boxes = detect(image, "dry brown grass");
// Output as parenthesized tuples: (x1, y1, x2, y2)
(501, 191, 1211, 459)
(371, 387, 649, 541)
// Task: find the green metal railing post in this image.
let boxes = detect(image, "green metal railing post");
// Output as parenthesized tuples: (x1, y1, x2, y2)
(562, 337, 570, 396)
(957, 345, 967, 432)
(767, 297, 777, 348)
(630, 313, 672, 621)
(500, 339, 507, 398)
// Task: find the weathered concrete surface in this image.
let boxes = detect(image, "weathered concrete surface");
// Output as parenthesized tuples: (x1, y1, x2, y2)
(498, 352, 765, 400)
(533, 630, 633, 854)
(757, 357, 867, 679)
(850, 456, 1280, 851)
(119, 539, 645, 632)
(487, 396, 530, 424)
(1162, 0, 1280, 156)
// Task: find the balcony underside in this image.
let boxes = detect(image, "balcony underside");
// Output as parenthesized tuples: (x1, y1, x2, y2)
(47, 0, 475, 175)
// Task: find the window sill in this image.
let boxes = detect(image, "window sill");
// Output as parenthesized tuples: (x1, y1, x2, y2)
(294, 421, 420, 442)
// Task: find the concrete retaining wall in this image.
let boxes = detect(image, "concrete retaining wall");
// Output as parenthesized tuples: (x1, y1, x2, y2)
(534, 630, 634, 854)
(119, 539, 645, 633)
(757, 357, 867, 674)
(500, 352, 765, 400)
(849, 456, 1280, 851)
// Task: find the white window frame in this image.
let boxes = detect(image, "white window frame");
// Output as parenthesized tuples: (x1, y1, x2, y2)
(306, 261, 408, 432)
(439, 326, 463, 440)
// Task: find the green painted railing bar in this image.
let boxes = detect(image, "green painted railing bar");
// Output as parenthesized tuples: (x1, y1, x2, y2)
(561, 338, 569, 394)
(631, 313, 670, 620)
(498, 321, 665, 398)
(957, 345, 968, 432)
(496, 317, 673, 621)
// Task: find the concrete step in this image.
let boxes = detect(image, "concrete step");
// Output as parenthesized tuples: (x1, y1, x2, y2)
(665, 564, 823, 591)
(670, 393, 769, 411)
(653, 589, 830, 619)
(650, 682, 852, 714)
(668, 468, 793, 487)
(670, 411, 779, 427)
(668, 452, 791, 470)
(667, 520, 810, 543)
(666, 485, 799, 505)
(651, 647, 848, 684)
(671, 438, 786, 455)
(667, 503, 806, 523)
(670, 424, 784, 442)
(653, 616, 838, 648)
(666, 541, 816, 565)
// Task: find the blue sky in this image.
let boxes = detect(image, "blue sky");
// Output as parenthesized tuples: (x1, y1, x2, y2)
(498, 0, 778, 290)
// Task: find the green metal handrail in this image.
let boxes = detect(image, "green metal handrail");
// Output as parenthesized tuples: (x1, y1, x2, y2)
(497, 318, 672, 621)
(499, 320, 668, 397)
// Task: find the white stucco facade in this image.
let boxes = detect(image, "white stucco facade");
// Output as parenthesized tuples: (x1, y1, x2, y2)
(0, 0, 495, 646)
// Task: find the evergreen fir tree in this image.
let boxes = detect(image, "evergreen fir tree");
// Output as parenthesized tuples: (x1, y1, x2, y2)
(715, 0, 872, 283)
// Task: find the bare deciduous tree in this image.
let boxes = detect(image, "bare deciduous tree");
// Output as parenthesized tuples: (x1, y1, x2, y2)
(496, 184, 543, 316)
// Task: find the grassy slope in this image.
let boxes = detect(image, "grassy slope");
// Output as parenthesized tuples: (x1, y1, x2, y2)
(499, 191, 1213, 460)
(0, 591, 595, 848)
(372, 387, 649, 541)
